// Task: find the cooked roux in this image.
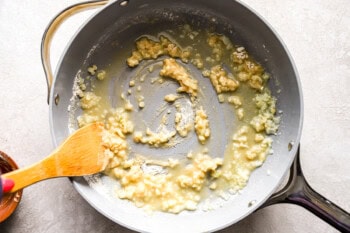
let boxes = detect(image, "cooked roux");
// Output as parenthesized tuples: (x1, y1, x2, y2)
(75, 25, 280, 213)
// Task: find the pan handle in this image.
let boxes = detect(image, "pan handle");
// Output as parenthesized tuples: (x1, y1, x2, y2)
(261, 146, 350, 232)
(41, 0, 109, 104)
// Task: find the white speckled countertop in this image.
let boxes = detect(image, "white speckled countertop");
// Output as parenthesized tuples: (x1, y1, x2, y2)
(0, 0, 349, 232)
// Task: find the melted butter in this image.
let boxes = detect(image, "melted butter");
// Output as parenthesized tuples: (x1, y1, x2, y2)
(74, 24, 279, 213)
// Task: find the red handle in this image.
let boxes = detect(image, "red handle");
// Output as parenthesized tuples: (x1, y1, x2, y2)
(2, 177, 15, 193)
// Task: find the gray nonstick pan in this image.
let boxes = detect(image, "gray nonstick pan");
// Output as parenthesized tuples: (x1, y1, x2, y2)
(41, 0, 350, 232)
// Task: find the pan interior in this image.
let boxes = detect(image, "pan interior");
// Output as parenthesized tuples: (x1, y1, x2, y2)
(51, 1, 302, 232)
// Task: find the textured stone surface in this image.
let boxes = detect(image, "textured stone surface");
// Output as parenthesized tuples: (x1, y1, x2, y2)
(0, 0, 349, 232)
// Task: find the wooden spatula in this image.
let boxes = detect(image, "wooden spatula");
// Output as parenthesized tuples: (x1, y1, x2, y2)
(2, 122, 106, 193)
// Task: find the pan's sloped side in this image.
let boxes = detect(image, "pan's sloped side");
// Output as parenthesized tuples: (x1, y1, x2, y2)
(49, 0, 303, 232)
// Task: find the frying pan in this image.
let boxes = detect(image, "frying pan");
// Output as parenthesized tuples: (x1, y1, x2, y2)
(41, 0, 350, 232)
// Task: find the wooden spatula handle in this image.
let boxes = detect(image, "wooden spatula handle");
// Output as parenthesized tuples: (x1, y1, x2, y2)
(2, 155, 56, 193)
(1, 123, 105, 193)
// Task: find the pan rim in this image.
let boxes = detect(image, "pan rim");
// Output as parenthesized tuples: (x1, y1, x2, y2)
(48, 0, 304, 232)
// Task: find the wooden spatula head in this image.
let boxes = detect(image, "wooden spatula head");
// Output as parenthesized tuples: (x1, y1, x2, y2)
(52, 122, 106, 176)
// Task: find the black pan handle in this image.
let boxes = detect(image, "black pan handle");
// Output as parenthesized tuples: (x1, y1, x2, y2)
(261, 146, 350, 232)
(41, 0, 108, 104)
